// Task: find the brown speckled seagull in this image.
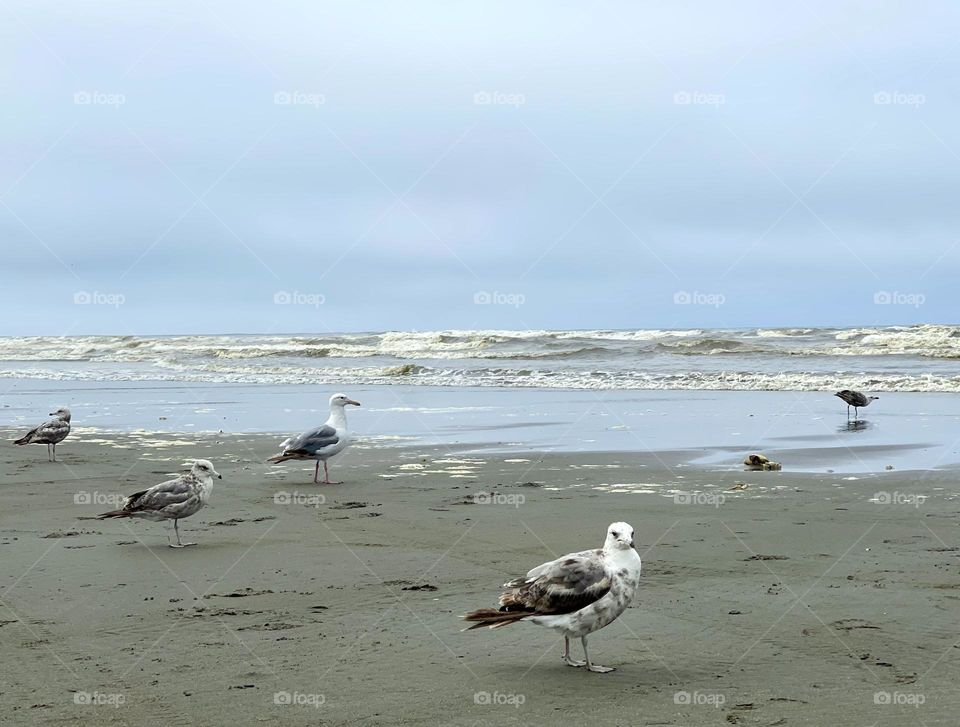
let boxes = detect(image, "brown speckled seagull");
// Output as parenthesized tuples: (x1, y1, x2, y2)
(463, 522, 642, 673)
(14, 407, 71, 461)
(834, 389, 878, 419)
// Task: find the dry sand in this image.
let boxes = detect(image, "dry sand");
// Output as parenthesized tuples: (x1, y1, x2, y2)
(2, 431, 959, 725)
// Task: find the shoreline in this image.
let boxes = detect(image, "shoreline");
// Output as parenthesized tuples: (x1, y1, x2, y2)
(3, 432, 960, 725)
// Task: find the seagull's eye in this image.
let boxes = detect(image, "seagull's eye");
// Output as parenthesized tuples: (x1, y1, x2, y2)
(611, 531, 619, 538)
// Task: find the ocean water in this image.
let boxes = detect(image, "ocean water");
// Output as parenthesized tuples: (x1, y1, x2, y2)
(0, 324, 958, 392)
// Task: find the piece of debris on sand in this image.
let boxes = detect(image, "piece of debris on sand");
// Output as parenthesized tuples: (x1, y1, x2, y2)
(743, 454, 782, 471)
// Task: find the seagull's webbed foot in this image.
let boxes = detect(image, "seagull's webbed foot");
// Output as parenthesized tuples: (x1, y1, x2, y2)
(168, 541, 197, 548)
(586, 663, 615, 673)
(322, 480, 344, 485)
(563, 656, 586, 667)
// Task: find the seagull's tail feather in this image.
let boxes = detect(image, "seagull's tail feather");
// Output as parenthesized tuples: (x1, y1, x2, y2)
(13, 430, 35, 445)
(461, 608, 530, 631)
(267, 454, 293, 463)
(96, 509, 132, 519)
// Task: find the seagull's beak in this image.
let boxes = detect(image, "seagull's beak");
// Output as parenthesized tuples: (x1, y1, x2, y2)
(346, 399, 361, 407)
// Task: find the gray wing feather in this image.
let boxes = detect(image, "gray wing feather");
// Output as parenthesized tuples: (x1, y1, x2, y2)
(21, 417, 70, 444)
(500, 549, 611, 614)
(282, 425, 339, 455)
(126, 475, 201, 516)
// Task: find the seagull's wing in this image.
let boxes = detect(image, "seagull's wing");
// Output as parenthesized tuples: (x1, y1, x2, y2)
(14, 416, 69, 444)
(123, 475, 201, 517)
(499, 548, 610, 615)
(281, 424, 339, 456)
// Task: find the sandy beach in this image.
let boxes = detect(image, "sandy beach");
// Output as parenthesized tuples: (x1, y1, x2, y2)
(2, 429, 959, 726)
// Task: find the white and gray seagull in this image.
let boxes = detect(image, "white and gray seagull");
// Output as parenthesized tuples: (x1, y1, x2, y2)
(463, 521, 642, 673)
(93, 459, 222, 547)
(14, 407, 72, 461)
(268, 393, 361, 484)
(835, 389, 879, 419)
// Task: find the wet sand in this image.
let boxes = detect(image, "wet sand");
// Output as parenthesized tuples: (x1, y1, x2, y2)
(2, 431, 960, 725)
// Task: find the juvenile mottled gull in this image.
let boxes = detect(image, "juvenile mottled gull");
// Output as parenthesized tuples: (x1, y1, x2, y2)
(463, 522, 642, 673)
(835, 389, 878, 419)
(268, 393, 360, 484)
(94, 459, 222, 548)
(14, 407, 71, 461)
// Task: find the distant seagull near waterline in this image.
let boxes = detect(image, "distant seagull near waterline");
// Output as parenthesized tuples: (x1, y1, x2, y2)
(267, 393, 361, 484)
(93, 460, 221, 548)
(13, 407, 71, 461)
(463, 522, 642, 673)
(835, 390, 878, 419)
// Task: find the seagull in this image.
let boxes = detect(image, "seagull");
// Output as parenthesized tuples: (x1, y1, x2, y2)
(463, 522, 642, 673)
(14, 407, 71, 461)
(834, 390, 878, 419)
(93, 459, 222, 548)
(267, 393, 361, 484)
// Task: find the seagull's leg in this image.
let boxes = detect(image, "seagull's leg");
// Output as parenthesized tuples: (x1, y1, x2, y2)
(562, 636, 585, 667)
(51, 443, 56, 461)
(168, 519, 196, 548)
(323, 460, 342, 485)
(854, 406, 859, 420)
(314, 460, 320, 484)
(47, 444, 52, 461)
(581, 636, 614, 673)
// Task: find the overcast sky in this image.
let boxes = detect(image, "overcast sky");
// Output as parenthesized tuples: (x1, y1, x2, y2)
(2, 1, 958, 335)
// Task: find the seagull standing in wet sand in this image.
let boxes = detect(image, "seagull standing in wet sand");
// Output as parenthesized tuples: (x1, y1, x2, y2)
(14, 407, 71, 461)
(835, 390, 878, 419)
(463, 522, 642, 673)
(93, 459, 221, 547)
(268, 393, 361, 484)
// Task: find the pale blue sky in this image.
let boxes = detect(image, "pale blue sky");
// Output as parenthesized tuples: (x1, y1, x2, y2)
(2, 1, 958, 335)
